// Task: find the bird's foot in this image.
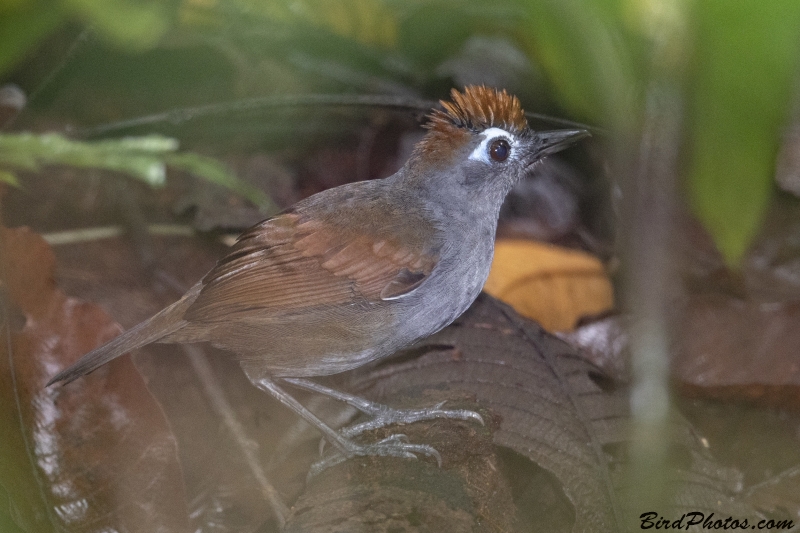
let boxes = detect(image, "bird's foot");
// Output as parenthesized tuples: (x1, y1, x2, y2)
(278, 378, 482, 472)
(316, 401, 483, 456)
(282, 378, 484, 435)
(308, 434, 441, 478)
(338, 401, 484, 438)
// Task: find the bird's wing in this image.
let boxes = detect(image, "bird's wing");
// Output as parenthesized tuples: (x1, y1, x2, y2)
(184, 211, 439, 323)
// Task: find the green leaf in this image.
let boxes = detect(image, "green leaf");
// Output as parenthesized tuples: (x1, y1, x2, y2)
(0, 133, 272, 207)
(0, 133, 169, 186)
(687, 0, 800, 264)
(0, 2, 63, 75)
(0, 170, 19, 187)
(91, 135, 180, 153)
(517, 0, 637, 128)
(165, 152, 275, 211)
(66, 0, 169, 50)
(188, 0, 399, 48)
(0, 485, 26, 533)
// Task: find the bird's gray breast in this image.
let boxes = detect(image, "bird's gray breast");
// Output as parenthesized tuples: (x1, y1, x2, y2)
(391, 222, 495, 345)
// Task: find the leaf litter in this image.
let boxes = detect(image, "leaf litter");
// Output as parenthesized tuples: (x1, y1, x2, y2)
(0, 225, 191, 533)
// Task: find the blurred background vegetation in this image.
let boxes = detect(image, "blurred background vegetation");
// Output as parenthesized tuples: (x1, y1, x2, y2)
(2, 0, 799, 262)
(3, 1, 800, 531)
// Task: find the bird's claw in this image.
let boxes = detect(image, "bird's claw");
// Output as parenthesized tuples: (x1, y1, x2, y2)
(308, 434, 442, 479)
(317, 403, 483, 454)
(339, 404, 484, 439)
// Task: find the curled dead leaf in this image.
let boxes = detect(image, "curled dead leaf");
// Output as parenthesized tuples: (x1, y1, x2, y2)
(0, 225, 191, 533)
(483, 239, 614, 331)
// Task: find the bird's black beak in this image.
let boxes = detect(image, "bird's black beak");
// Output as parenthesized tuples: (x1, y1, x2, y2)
(529, 129, 590, 163)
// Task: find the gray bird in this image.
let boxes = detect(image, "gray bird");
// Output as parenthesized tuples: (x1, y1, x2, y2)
(48, 86, 588, 466)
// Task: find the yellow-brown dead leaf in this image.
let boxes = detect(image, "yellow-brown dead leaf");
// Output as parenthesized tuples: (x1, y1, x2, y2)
(483, 239, 613, 331)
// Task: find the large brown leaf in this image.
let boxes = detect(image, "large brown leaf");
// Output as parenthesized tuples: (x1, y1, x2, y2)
(0, 226, 190, 533)
(339, 295, 761, 532)
(483, 239, 613, 331)
(673, 196, 800, 409)
(675, 295, 800, 408)
(52, 235, 296, 532)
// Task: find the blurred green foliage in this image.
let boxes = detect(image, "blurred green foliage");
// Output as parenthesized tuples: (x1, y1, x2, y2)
(1, 0, 799, 263)
(0, 133, 272, 208)
(1, 2, 799, 530)
(0, 0, 169, 74)
(516, 0, 800, 262)
(518, 0, 638, 130)
(0, 169, 19, 186)
(216, 0, 400, 48)
(0, 490, 25, 533)
(688, 1, 800, 262)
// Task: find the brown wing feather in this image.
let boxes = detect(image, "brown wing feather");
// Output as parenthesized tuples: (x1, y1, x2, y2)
(184, 212, 438, 323)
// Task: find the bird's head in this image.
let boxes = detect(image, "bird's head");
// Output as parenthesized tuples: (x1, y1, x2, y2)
(408, 86, 588, 205)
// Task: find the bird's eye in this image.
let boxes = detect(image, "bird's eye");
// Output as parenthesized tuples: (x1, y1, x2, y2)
(489, 138, 510, 162)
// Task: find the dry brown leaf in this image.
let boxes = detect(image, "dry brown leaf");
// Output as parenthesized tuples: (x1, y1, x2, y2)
(675, 294, 800, 409)
(483, 239, 613, 331)
(342, 295, 758, 532)
(53, 234, 305, 532)
(0, 225, 191, 533)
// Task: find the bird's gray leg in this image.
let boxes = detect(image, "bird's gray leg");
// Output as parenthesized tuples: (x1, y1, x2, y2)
(282, 377, 484, 438)
(253, 377, 441, 476)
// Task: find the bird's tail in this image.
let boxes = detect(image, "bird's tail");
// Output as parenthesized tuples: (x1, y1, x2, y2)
(47, 284, 201, 386)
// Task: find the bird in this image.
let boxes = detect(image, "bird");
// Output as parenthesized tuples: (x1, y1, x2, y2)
(48, 86, 588, 466)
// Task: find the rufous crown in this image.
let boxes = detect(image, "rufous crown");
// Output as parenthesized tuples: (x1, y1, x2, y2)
(414, 86, 528, 165)
(428, 86, 527, 135)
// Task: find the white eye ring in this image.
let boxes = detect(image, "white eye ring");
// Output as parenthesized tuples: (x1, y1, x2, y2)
(468, 127, 517, 164)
